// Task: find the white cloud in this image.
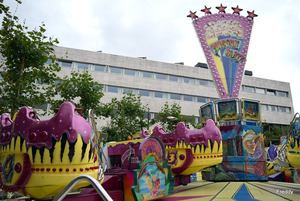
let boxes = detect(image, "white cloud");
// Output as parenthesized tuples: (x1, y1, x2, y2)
(2, 0, 300, 113)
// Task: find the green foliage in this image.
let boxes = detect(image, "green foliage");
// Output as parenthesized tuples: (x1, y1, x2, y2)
(0, 0, 61, 116)
(49, 70, 104, 119)
(101, 93, 149, 142)
(151, 102, 202, 132)
(262, 122, 290, 146)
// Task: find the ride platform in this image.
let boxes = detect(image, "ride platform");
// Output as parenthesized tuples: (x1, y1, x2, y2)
(159, 181, 300, 201)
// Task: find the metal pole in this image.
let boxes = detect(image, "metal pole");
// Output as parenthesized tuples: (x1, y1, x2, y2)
(147, 108, 150, 130)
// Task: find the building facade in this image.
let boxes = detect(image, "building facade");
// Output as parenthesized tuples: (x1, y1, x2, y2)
(50, 46, 294, 128)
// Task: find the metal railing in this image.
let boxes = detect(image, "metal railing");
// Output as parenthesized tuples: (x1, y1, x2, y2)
(88, 109, 107, 181)
(53, 175, 113, 201)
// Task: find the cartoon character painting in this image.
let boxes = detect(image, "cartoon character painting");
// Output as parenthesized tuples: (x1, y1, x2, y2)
(138, 162, 166, 199)
(243, 130, 264, 159)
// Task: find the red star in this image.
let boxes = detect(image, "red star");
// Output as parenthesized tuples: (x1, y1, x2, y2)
(201, 6, 212, 15)
(187, 11, 198, 18)
(216, 4, 227, 13)
(232, 5, 243, 15)
(247, 10, 258, 19)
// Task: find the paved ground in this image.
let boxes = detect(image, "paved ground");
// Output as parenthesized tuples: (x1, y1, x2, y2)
(159, 181, 300, 201)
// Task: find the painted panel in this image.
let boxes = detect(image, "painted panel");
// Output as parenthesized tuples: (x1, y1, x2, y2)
(243, 100, 260, 121)
(217, 100, 238, 120)
(188, 6, 257, 99)
(200, 103, 214, 124)
(131, 136, 174, 201)
(203, 125, 267, 181)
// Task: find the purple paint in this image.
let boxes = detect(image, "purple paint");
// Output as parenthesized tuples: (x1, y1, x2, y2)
(0, 102, 93, 149)
(151, 119, 222, 147)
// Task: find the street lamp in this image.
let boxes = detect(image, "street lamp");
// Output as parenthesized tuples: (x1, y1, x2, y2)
(167, 116, 178, 121)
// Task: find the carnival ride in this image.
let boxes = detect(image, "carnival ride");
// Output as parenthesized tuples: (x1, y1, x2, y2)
(266, 113, 300, 176)
(1, 3, 299, 200)
(0, 101, 223, 200)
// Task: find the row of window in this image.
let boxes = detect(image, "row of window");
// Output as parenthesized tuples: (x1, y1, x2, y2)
(53, 60, 290, 98)
(54, 60, 216, 87)
(261, 104, 291, 113)
(144, 112, 198, 122)
(106, 86, 291, 113)
(106, 85, 215, 103)
(242, 85, 288, 97)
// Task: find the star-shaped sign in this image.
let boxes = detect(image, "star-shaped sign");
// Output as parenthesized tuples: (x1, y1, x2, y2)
(201, 6, 212, 15)
(232, 5, 243, 15)
(187, 11, 198, 18)
(216, 4, 227, 13)
(247, 10, 258, 19)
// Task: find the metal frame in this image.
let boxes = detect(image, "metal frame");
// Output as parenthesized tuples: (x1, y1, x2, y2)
(53, 175, 113, 201)
(214, 98, 241, 126)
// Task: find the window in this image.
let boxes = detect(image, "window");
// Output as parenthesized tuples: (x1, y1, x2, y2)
(197, 97, 207, 103)
(123, 88, 137, 94)
(91, 65, 105, 72)
(94, 84, 103, 92)
(279, 106, 290, 113)
(197, 79, 208, 86)
(277, 91, 288, 97)
(169, 93, 181, 100)
(59, 60, 72, 68)
(269, 105, 278, 111)
(154, 92, 167, 99)
(244, 86, 254, 93)
(140, 71, 152, 78)
(154, 73, 167, 80)
(183, 77, 194, 84)
(74, 62, 89, 70)
(144, 112, 151, 119)
(183, 95, 194, 102)
(107, 86, 121, 93)
(109, 67, 122, 74)
(169, 75, 181, 82)
(256, 88, 265, 94)
(36, 78, 48, 85)
(0, 98, 8, 106)
(139, 90, 152, 97)
(261, 104, 268, 110)
(209, 81, 215, 87)
(267, 89, 276, 96)
(186, 116, 196, 122)
(33, 104, 48, 110)
(54, 80, 62, 85)
(210, 98, 217, 102)
(45, 59, 52, 65)
(124, 69, 137, 76)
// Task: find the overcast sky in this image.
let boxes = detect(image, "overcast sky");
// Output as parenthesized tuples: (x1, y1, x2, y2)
(3, 0, 300, 115)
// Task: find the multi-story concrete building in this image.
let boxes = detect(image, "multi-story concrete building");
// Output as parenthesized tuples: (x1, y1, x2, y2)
(1, 46, 291, 128)
(51, 46, 294, 129)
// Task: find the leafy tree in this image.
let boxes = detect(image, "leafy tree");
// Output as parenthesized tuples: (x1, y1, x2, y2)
(151, 102, 201, 132)
(262, 121, 291, 146)
(0, 0, 61, 116)
(49, 70, 104, 119)
(101, 93, 149, 142)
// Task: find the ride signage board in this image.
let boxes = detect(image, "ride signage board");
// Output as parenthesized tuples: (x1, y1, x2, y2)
(188, 4, 257, 99)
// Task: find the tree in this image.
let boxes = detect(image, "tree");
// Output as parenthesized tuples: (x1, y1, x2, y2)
(262, 121, 290, 146)
(101, 93, 149, 142)
(49, 70, 104, 119)
(0, 0, 61, 116)
(151, 102, 202, 132)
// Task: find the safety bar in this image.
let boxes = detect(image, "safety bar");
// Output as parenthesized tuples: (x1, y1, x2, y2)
(53, 175, 113, 201)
